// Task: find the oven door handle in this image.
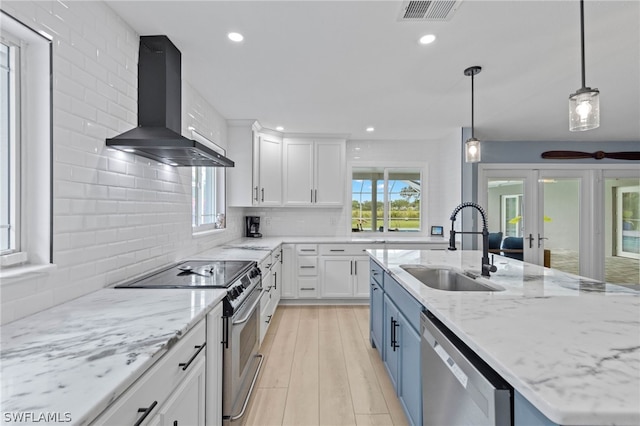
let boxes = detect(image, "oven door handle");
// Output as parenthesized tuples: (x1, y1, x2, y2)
(232, 289, 265, 325)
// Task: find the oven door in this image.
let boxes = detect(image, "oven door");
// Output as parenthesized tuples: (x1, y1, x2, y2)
(223, 287, 264, 424)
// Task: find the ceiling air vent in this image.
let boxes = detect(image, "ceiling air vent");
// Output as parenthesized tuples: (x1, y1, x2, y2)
(398, 0, 463, 21)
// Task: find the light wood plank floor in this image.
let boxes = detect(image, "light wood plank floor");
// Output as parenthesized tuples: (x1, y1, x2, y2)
(241, 306, 408, 426)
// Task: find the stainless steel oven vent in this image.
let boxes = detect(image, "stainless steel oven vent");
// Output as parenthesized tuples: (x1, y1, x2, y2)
(398, 0, 462, 21)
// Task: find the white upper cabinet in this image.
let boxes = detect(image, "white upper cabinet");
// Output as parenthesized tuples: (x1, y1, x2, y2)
(283, 138, 345, 207)
(255, 134, 282, 206)
(228, 121, 282, 207)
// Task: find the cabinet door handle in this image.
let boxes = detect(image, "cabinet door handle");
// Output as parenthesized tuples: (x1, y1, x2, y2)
(350, 260, 353, 275)
(310, 189, 313, 203)
(254, 186, 259, 202)
(178, 343, 206, 371)
(266, 315, 273, 324)
(274, 271, 277, 289)
(371, 284, 378, 291)
(261, 188, 265, 202)
(134, 401, 158, 426)
(390, 317, 399, 352)
(371, 270, 379, 276)
(314, 189, 317, 203)
(527, 233, 535, 248)
(354, 261, 357, 275)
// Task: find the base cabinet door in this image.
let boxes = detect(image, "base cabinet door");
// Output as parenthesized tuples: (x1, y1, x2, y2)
(281, 245, 295, 298)
(353, 258, 370, 297)
(383, 294, 400, 389)
(370, 278, 383, 355)
(398, 315, 422, 426)
(157, 357, 206, 426)
(320, 257, 353, 297)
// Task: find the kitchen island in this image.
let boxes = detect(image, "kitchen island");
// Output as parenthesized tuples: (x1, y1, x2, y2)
(368, 248, 640, 426)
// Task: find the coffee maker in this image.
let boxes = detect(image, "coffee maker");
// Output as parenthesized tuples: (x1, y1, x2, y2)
(245, 216, 262, 238)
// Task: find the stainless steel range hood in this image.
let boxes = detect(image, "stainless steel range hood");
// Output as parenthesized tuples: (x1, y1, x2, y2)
(106, 36, 234, 167)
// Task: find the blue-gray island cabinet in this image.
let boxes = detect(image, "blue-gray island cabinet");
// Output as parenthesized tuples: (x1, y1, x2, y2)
(369, 260, 423, 426)
(367, 248, 640, 426)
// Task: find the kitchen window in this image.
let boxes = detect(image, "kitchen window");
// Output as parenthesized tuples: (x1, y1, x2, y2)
(1, 38, 19, 255)
(191, 131, 226, 233)
(0, 13, 52, 271)
(352, 167, 422, 233)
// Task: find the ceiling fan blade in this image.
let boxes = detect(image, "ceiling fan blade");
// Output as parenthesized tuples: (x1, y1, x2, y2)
(603, 151, 640, 160)
(541, 150, 640, 160)
(541, 151, 594, 159)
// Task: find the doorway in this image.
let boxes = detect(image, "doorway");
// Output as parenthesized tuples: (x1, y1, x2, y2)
(479, 165, 640, 284)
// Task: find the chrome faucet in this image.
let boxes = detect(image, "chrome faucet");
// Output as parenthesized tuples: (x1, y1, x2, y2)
(448, 202, 497, 277)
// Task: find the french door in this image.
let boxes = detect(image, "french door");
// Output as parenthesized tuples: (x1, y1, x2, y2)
(478, 167, 590, 277)
(480, 166, 640, 283)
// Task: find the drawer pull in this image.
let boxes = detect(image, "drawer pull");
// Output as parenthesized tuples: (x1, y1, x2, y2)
(330, 249, 345, 252)
(300, 287, 315, 291)
(134, 401, 158, 426)
(300, 265, 315, 269)
(178, 343, 206, 371)
(300, 249, 315, 252)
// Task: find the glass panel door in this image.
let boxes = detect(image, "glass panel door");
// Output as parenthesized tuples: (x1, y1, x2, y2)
(605, 176, 640, 285)
(481, 172, 534, 264)
(538, 176, 582, 275)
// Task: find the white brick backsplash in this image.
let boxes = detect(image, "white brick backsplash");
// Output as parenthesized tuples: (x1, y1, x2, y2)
(1, 1, 243, 324)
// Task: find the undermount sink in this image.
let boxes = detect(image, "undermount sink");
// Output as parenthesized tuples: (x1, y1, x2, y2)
(400, 265, 505, 292)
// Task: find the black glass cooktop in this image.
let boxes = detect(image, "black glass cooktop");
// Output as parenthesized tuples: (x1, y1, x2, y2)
(115, 260, 255, 289)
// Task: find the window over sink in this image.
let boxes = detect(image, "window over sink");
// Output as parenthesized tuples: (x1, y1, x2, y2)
(351, 167, 423, 233)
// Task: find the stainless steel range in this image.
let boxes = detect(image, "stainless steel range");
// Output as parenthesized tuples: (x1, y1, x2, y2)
(115, 260, 264, 425)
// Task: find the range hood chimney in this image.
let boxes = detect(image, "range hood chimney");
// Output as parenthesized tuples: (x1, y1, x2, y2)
(106, 36, 234, 167)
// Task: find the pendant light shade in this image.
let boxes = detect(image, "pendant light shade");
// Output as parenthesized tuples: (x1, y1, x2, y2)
(569, 0, 599, 131)
(465, 138, 481, 163)
(569, 87, 600, 131)
(464, 66, 482, 163)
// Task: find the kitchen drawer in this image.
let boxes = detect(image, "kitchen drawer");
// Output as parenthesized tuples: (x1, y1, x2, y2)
(260, 252, 273, 271)
(296, 244, 318, 255)
(384, 274, 421, 333)
(92, 320, 206, 425)
(298, 277, 318, 297)
(319, 244, 369, 256)
(297, 256, 318, 276)
(370, 260, 384, 287)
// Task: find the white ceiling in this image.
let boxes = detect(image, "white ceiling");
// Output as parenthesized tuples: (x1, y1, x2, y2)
(105, 0, 640, 142)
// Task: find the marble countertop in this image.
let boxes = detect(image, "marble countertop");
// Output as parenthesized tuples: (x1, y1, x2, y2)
(0, 288, 226, 425)
(368, 248, 640, 426)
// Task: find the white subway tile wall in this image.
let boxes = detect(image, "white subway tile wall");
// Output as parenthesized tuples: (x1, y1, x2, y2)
(0, 1, 244, 324)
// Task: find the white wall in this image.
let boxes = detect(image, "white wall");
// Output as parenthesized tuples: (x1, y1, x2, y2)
(247, 134, 461, 237)
(0, 1, 243, 324)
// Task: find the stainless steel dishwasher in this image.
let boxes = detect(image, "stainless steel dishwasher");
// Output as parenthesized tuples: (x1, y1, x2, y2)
(421, 311, 512, 426)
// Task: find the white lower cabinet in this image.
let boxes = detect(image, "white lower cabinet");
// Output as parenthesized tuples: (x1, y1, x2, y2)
(155, 356, 206, 426)
(206, 303, 223, 426)
(259, 247, 282, 344)
(92, 320, 208, 426)
(319, 245, 371, 299)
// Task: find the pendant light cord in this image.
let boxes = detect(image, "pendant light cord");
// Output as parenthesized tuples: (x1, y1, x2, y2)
(580, 0, 586, 89)
(470, 73, 475, 138)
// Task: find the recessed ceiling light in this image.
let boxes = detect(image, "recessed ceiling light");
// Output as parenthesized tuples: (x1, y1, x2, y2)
(276, 126, 284, 131)
(228, 32, 244, 42)
(419, 34, 436, 45)
(366, 127, 375, 132)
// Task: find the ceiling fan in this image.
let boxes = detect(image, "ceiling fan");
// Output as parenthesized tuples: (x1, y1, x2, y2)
(541, 150, 640, 160)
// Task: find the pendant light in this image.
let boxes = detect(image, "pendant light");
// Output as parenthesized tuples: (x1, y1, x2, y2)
(464, 66, 482, 163)
(569, 0, 599, 131)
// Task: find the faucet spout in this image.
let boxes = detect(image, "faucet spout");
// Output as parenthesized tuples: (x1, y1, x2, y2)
(448, 202, 497, 277)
